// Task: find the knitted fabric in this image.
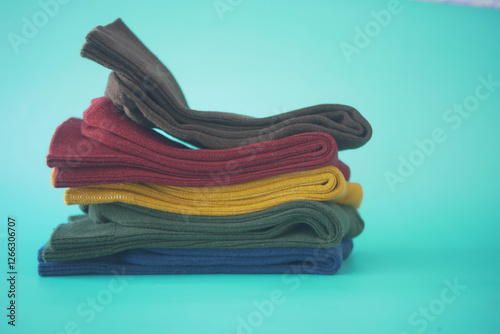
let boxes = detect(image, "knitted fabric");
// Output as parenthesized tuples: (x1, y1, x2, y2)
(80, 19, 372, 150)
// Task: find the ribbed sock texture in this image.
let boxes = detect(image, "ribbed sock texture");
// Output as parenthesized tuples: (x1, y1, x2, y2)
(47, 97, 351, 187)
(38, 240, 353, 276)
(63, 166, 363, 215)
(38, 17, 371, 276)
(42, 201, 364, 262)
(80, 18, 372, 150)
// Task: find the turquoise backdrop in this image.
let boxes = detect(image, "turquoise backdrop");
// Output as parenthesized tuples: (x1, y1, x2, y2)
(1, 0, 499, 333)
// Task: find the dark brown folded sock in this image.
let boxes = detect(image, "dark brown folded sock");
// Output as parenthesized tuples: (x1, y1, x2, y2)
(81, 18, 372, 150)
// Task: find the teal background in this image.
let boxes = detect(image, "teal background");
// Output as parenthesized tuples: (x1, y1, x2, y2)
(1, 0, 499, 333)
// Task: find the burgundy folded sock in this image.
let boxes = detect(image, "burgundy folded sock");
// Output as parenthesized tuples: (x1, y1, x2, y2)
(48, 97, 350, 188)
(80, 19, 372, 150)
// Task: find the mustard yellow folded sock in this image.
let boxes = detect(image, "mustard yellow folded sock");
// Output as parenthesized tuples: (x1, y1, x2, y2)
(64, 166, 363, 216)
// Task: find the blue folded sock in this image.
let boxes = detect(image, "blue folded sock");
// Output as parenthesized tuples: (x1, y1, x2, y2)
(38, 240, 353, 276)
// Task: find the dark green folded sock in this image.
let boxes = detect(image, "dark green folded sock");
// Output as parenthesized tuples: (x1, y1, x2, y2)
(42, 201, 364, 262)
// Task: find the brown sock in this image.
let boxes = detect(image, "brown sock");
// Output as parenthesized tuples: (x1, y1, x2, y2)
(81, 18, 372, 150)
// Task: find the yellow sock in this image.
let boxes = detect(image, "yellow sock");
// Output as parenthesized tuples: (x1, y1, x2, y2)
(63, 166, 363, 216)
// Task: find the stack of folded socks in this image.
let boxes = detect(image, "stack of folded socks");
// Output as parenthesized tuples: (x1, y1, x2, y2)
(38, 19, 372, 277)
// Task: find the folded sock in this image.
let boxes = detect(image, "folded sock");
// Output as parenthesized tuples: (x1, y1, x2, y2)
(80, 18, 372, 150)
(42, 201, 364, 262)
(38, 239, 353, 276)
(47, 97, 351, 187)
(63, 166, 363, 215)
